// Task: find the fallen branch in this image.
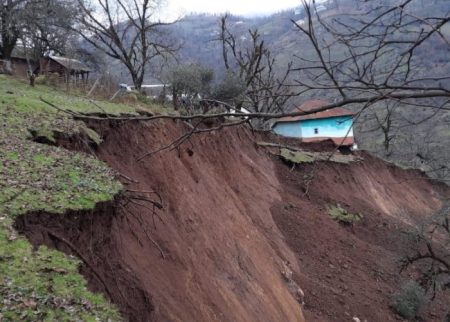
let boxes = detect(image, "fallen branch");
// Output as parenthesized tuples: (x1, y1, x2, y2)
(40, 90, 450, 122)
(136, 118, 248, 161)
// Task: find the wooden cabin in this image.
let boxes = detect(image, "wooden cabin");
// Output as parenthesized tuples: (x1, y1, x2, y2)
(0, 47, 39, 77)
(36, 56, 93, 82)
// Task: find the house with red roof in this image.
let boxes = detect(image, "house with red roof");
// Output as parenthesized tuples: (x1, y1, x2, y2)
(272, 100, 355, 146)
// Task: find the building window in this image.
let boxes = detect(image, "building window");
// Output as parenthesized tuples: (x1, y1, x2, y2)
(314, 128, 319, 134)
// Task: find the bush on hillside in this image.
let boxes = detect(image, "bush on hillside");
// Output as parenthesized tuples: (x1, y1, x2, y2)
(34, 75, 46, 85)
(390, 281, 427, 319)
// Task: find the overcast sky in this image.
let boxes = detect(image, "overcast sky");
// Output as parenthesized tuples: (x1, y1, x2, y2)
(166, 0, 303, 17)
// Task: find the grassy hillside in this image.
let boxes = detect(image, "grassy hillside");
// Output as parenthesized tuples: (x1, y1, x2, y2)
(0, 76, 162, 321)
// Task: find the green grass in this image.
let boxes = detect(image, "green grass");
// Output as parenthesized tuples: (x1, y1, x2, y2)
(0, 75, 146, 144)
(0, 236, 121, 321)
(0, 75, 140, 320)
(0, 75, 139, 115)
(0, 138, 121, 215)
(327, 205, 363, 224)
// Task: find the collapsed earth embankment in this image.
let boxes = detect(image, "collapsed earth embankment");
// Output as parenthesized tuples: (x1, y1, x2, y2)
(16, 119, 450, 321)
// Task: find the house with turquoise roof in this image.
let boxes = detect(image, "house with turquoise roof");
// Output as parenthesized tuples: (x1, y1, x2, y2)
(272, 100, 355, 146)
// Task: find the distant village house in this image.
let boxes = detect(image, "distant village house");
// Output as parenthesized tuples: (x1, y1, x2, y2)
(0, 47, 39, 78)
(272, 100, 355, 146)
(35, 56, 94, 82)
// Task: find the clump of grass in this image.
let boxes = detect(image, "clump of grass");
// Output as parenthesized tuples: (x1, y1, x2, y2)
(280, 148, 315, 163)
(135, 91, 154, 105)
(327, 205, 363, 224)
(390, 281, 427, 319)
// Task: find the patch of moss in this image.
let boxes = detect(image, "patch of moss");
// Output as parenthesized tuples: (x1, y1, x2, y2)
(280, 148, 315, 163)
(327, 205, 363, 224)
(6, 152, 18, 160)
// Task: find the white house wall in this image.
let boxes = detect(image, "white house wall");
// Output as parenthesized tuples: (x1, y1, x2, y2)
(272, 121, 302, 137)
(301, 116, 353, 138)
(273, 116, 353, 139)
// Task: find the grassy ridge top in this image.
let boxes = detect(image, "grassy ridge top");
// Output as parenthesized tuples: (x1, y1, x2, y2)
(0, 76, 129, 216)
(0, 76, 147, 321)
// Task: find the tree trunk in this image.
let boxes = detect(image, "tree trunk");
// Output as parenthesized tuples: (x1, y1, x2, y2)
(172, 87, 178, 110)
(1, 1, 18, 75)
(130, 68, 143, 92)
(4, 60, 12, 75)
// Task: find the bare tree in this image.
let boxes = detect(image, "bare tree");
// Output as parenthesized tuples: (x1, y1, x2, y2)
(0, 0, 77, 73)
(40, 0, 450, 164)
(0, 0, 23, 73)
(25, 0, 78, 57)
(217, 14, 294, 122)
(167, 62, 214, 110)
(356, 101, 401, 157)
(285, 0, 450, 169)
(291, 0, 450, 107)
(74, 0, 180, 90)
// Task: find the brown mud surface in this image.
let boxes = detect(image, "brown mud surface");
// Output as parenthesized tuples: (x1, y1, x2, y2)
(16, 120, 450, 321)
(269, 142, 450, 321)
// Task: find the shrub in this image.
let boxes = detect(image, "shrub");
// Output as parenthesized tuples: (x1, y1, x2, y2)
(46, 72, 61, 86)
(136, 91, 153, 105)
(390, 281, 427, 319)
(34, 75, 46, 85)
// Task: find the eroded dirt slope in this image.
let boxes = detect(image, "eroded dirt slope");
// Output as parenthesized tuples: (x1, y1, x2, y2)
(17, 120, 450, 321)
(269, 141, 450, 321)
(19, 120, 305, 322)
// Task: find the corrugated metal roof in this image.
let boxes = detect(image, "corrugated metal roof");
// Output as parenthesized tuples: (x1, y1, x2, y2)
(49, 55, 94, 72)
(275, 100, 354, 123)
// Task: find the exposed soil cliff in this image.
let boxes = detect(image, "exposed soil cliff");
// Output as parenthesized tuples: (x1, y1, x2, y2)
(270, 142, 450, 321)
(16, 120, 450, 321)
